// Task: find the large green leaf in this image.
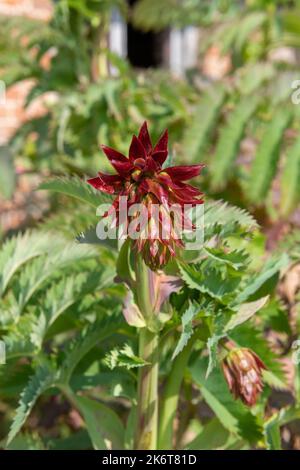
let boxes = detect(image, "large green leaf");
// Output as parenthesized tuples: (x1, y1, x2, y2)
(31, 269, 113, 347)
(234, 254, 289, 304)
(225, 296, 269, 332)
(185, 418, 230, 450)
(15, 242, 99, 314)
(74, 395, 124, 450)
(58, 311, 123, 385)
(0, 231, 55, 296)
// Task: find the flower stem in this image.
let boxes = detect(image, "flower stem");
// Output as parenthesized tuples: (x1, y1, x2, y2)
(158, 335, 195, 449)
(135, 328, 159, 450)
(134, 257, 159, 450)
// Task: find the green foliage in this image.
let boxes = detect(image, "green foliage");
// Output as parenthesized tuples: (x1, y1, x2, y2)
(7, 364, 56, 445)
(172, 302, 199, 360)
(1, 0, 300, 451)
(74, 395, 125, 450)
(39, 176, 112, 208)
(132, 0, 237, 30)
(57, 312, 123, 385)
(263, 407, 300, 450)
(105, 344, 149, 370)
(211, 96, 259, 189)
(190, 358, 263, 444)
(182, 86, 226, 163)
(248, 109, 292, 203)
(0, 147, 16, 200)
(280, 135, 300, 215)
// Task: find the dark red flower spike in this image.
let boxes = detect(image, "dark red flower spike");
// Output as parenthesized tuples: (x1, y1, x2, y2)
(87, 122, 204, 270)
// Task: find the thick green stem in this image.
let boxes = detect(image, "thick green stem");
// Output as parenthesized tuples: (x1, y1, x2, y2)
(134, 257, 159, 450)
(135, 255, 153, 319)
(135, 328, 159, 450)
(158, 336, 196, 450)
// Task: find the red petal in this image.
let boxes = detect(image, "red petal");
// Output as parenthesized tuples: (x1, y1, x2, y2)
(144, 156, 159, 172)
(146, 179, 169, 204)
(87, 176, 114, 194)
(101, 144, 133, 176)
(154, 129, 168, 153)
(172, 184, 203, 199)
(138, 121, 152, 155)
(164, 164, 204, 181)
(101, 144, 127, 163)
(152, 150, 168, 166)
(129, 135, 147, 161)
(170, 186, 204, 205)
(98, 172, 122, 185)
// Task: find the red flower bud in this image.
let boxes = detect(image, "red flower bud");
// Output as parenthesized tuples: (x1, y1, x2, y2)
(222, 348, 266, 407)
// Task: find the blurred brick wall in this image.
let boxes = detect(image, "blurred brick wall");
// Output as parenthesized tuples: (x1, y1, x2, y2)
(0, 0, 53, 145)
(0, 0, 52, 21)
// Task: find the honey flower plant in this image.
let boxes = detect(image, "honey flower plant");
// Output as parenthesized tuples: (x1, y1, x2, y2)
(27, 123, 284, 452)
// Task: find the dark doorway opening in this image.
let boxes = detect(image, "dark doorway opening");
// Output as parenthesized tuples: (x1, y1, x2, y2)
(127, 0, 168, 68)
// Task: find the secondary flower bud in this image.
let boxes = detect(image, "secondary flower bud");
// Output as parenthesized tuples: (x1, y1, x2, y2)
(222, 347, 266, 407)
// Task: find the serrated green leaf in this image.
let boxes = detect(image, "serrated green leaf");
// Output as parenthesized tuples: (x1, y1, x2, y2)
(203, 200, 258, 242)
(0, 231, 55, 296)
(7, 365, 56, 445)
(15, 242, 99, 314)
(172, 302, 199, 360)
(203, 247, 249, 270)
(179, 262, 240, 304)
(105, 343, 149, 370)
(31, 268, 113, 347)
(38, 176, 112, 208)
(58, 312, 123, 385)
